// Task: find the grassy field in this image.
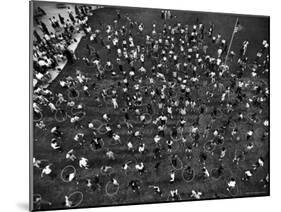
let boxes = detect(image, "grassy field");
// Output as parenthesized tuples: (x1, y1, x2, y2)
(33, 5, 269, 211)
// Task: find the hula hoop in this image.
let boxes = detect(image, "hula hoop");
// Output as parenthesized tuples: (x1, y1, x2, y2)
(211, 168, 223, 181)
(228, 185, 239, 196)
(167, 141, 180, 153)
(55, 110, 67, 123)
(254, 116, 262, 124)
(204, 141, 216, 153)
(229, 121, 237, 129)
(90, 119, 103, 130)
(215, 108, 223, 119)
(71, 104, 85, 115)
(68, 191, 83, 207)
(34, 111, 43, 122)
(108, 138, 121, 146)
(182, 167, 195, 183)
(75, 111, 86, 121)
(67, 88, 80, 100)
(170, 156, 183, 170)
(199, 104, 207, 114)
(105, 64, 114, 72)
(105, 88, 115, 98)
(55, 99, 62, 107)
(61, 165, 76, 183)
(105, 181, 120, 197)
(170, 130, 182, 142)
(98, 124, 108, 135)
(234, 150, 245, 162)
(100, 166, 114, 176)
(143, 113, 152, 124)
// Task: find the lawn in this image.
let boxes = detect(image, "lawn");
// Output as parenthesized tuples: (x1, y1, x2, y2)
(32, 5, 269, 210)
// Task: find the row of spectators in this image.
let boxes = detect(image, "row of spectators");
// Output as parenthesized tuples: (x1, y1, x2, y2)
(32, 5, 93, 85)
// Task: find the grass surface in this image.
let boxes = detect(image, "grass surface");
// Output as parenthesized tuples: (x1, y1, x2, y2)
(33, 5, 269, 211)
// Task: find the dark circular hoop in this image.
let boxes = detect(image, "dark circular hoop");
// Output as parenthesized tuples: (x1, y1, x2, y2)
(204, 141, 216, 152)
(98, 124, 108, 135)
(67, 88, 80, 100)
(55, 99, 62, 107)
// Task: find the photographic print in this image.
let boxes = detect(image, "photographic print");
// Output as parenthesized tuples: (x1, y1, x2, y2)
(30, 0, 270, 211)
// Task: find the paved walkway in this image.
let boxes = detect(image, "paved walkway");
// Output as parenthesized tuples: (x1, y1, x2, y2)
(32, 2, 101, 87)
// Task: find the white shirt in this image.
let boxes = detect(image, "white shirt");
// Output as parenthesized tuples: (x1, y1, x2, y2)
(228, 180, 236, 188)
(79, 157, 88, 168)
(42, 165, 52, 176)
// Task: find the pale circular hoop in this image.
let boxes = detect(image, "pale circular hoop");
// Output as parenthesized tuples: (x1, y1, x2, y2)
(67, 88, 80, 100)
(68, 191, 83, 207)
(182, 167, 195, 183)
(211, 168, 223, 181)
(228, 185, 239, 196)
(105, 181, 120, 197)
(61, 165, 76, 183)
(74, 111, 86, 122)
(98, 124, 108, 135)
(55, 110, 67, 123)
(100, 166, 114, 176)
(170, 156, 183, 171)
(90, 119, 103, 130)
(143, 113, 152, 124)
(170, 130, 183, 142)
(71, 103, 85, 115)
(34, 111, 43, 122)
(204, 141, 216, 153)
